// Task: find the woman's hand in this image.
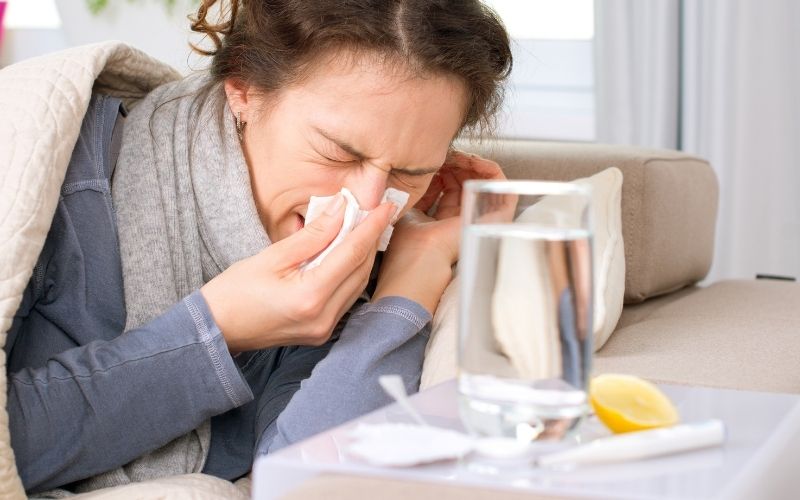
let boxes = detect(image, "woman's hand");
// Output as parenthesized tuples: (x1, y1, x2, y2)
(201, 194, 394, 353)
(372, 151, 506, 314)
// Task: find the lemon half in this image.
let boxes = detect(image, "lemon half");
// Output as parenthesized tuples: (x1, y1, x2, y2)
(590, 374, 679, 433)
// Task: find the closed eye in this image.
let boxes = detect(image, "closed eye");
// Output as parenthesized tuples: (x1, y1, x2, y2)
(321, 153, 416, 188)
(390, 169, 436, 189)
(322, 154, 357, 164)
(394, 169, 437, 177)
(317, 145, 359, 164)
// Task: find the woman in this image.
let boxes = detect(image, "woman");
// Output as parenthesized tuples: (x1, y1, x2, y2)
(7, 0, 511, 493)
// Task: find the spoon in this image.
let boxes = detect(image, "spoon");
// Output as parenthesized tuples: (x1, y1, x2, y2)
(378, 375, 429, 427)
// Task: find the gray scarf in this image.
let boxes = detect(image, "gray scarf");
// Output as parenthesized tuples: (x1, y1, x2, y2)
(76, 75, 269, 491)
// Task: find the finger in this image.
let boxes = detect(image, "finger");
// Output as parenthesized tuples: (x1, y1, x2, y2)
(444, 151, 505, 180)
(442, 150, 477, 170)
(414, 173, 444, 213)
(311, 202, 394, 291)
(435, 168, 463, 220)
(324, 248, 376, 325)
(478, 192, 519, 224)
(440, 159, 478, 186)
(452, 166, 476, 185)
(268, 193, 346, 269)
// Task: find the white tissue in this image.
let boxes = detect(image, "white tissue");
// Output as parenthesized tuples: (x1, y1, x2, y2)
(347, 423, 474, 467)
(301, 187, 409, 270)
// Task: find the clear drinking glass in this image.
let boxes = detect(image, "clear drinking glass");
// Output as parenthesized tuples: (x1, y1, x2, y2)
(458, 180, 593, 442)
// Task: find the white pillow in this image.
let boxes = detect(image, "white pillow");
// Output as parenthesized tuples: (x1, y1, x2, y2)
(420, 167, 624, 389)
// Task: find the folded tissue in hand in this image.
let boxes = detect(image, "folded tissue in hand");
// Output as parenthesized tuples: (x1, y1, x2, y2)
(301, 187, 409, 270)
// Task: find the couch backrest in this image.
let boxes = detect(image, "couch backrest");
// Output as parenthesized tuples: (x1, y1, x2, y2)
(457, 139, 718, 303)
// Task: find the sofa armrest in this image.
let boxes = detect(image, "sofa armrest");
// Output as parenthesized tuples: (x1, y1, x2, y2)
(456, 139, 718, 303)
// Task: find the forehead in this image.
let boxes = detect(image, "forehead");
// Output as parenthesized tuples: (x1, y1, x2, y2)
(268, 52, 468, 165)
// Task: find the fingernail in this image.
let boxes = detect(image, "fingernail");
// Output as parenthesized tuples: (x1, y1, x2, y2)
(325, 193, 344, 215)
(385, 202, 399, 221)
(384, 202, 397, 221)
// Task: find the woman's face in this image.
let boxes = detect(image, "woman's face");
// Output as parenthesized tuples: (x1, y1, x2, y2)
(225, 55, 467, 243)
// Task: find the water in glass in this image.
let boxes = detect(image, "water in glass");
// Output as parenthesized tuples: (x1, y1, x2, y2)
(458, 217, 593, 441)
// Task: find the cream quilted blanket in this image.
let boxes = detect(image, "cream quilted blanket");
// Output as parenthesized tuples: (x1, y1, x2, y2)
(0, 41, 249, 499)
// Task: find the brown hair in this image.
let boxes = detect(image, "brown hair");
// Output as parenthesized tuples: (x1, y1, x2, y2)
(189, 0, 512, 134)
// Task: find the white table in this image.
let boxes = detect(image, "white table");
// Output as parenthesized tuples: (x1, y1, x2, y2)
(252, 380, 800, 500)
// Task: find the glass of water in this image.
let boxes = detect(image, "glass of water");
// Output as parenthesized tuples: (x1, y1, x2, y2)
(458, 180, 593, 442)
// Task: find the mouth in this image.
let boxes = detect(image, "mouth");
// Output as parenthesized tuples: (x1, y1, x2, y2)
(295, 213, 305, 232)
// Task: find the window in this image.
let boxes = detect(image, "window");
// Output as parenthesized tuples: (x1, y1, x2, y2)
(484, 0, 595, 141)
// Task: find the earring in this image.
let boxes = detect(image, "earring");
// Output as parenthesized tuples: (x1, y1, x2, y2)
(235, 111, 246, 142)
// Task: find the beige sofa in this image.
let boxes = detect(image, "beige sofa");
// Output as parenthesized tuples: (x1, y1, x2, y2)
(463, 140, 800, 395)
(279, 140, 800, 499)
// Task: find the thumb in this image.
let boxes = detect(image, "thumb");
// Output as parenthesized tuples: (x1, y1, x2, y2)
(269, 193, 346, 267)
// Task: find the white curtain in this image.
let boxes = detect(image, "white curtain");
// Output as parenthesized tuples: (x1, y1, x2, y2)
(594, 0, 680, 148)
(595, 0, 800, 281)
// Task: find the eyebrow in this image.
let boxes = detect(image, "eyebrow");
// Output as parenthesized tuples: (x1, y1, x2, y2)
(313, 126, 441, 175)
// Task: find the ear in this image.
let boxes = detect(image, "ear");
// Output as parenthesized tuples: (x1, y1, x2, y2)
(223, 78, 255, 121)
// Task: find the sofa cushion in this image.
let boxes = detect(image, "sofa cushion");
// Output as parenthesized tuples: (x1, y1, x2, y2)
(457, 140, 718, 303)
(594, 280, 800, 393)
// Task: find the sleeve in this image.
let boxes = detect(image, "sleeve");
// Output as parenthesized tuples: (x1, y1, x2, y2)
(8, 291, 253, 494)
(257, 296, 431, 454)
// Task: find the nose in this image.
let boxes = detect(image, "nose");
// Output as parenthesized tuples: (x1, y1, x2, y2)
(346, 164, 390, 210)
